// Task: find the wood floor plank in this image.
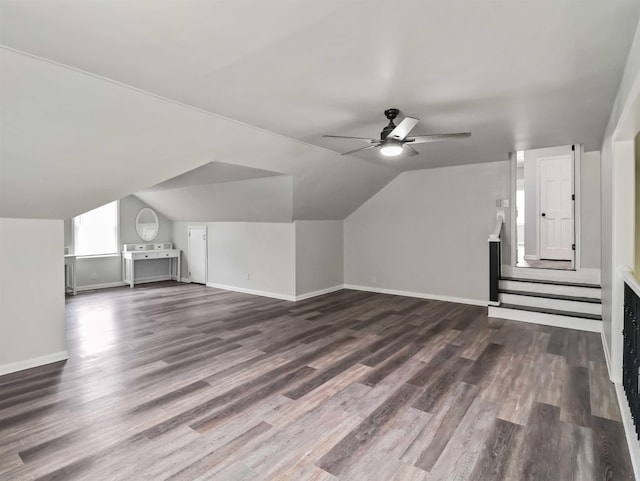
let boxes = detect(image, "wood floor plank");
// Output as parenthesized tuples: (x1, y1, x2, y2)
(0, 283, 633, 481)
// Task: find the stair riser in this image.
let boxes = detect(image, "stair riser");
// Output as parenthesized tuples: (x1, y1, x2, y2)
(499, 293, 601, 315)
(488, 306, 601, 333)
(501, 266, 600, 284)
(499, 280, 601, 299)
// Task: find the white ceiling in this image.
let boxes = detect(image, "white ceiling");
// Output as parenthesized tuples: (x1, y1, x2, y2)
(1, 1, 638, 219)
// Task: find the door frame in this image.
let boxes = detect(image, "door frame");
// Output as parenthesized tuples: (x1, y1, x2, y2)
(509, 145, 582, 270)
(187, 225, 208, 285)
(536, 152, 575, 265)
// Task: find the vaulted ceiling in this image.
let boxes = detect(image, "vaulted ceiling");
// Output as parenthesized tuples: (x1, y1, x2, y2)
(1, 1, 638, 220)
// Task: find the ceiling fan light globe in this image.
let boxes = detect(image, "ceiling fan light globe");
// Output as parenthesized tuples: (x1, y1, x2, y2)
(380, 144, 403, 157)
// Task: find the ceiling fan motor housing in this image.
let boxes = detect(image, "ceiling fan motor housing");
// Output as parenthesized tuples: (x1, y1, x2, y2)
(381, 108, 400, 140)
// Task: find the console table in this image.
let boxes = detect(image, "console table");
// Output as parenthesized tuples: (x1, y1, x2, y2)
(122, 243, 181, 288)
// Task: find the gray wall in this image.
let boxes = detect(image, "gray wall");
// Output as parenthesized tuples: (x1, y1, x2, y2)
(0, 218, 66, 373)
(64, 195, 174, 289)
(344, 161, 511, 303)
(580, 151, 601, 268)
(173, 221, 296, 298)
(295, 220, 343, 295)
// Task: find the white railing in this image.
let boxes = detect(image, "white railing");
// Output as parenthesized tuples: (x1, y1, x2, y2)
(488, 216, 504, 242)
(620, 266, 640, 299)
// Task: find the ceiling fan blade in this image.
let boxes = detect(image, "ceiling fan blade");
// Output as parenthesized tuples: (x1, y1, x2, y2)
(405, 144, 420, 156)
(323, 135, 378, 142)
(409, 133, 471, 144)
(340, 144, 380, 155)
(388, 117, 419, 141)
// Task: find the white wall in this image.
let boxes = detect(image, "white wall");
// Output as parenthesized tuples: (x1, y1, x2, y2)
(599, 20, 640, 478)
(601, 20, 640, 380)
(65, 195, 174, 289)
(173, 221, 296, 299)
(0, 218, 67, 374)
(580, 150, 601, 268)
(295, 220, 343, 296)
(344, 161, 511, 304)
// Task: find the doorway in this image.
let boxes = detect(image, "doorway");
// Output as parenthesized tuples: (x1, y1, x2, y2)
(513, 145, 576, 270)
(188, 226, 207, 284)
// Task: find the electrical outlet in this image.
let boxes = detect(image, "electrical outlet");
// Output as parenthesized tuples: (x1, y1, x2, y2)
(246, 273, 250, 280)
(91, 272, 97, 280)
(371, 276, 377, 284)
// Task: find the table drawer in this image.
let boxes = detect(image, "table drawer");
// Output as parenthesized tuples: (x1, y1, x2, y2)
(132, 252, 161, 260)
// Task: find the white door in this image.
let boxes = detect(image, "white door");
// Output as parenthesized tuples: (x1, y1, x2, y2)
(539, 155, 573, 260)
(188, 226, 207, 284)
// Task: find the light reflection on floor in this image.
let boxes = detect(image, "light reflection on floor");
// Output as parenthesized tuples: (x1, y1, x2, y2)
(72, 306, 117, 357)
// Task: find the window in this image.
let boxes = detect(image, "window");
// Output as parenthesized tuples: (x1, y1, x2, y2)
(73, 201, 119, 256)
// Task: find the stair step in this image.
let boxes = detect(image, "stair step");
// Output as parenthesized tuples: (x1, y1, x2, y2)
(488, 305, 602, 333)
(500, 276, 601, 289)
(498, 303, 602, 320)
(498, 289, 601, 304)
(499, 279, 601, 299)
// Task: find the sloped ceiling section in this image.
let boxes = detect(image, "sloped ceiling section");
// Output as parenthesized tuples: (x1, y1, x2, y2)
(143, 161, 282, 192)
(1, 0, 638, 170)
(0, 48, 397, 220)
(135, 175, 294, 223)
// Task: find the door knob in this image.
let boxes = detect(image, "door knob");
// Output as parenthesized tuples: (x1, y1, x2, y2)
(541, 213, 546, 217)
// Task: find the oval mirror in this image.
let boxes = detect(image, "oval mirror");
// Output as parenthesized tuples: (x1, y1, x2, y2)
(135, 208, 159, 241)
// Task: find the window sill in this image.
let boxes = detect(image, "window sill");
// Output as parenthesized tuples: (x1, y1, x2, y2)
(76, 254, 120, 260)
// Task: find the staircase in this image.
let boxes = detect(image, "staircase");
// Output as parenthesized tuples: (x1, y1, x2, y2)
(488, 267, 602, 332)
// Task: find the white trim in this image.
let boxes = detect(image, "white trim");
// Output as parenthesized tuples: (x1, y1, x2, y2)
(620, 266, 640, 298)
(614, 382, 640, 481)
(601, 329, 613, 381)
(295, 285, 344, 301)
(510, 152, 518, 267)
(0, 351, 69, 377)
(206, 282, 296, 301)
(76, 281, 126, 291)
(344, 284, 487, 307)
(180, 277, 191, 283)
(574, 146, 582, 270)
(488, 306, 602, 332)
(523, 254, 539, 261)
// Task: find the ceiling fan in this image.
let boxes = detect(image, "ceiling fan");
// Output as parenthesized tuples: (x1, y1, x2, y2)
(323, 108, 471, 157)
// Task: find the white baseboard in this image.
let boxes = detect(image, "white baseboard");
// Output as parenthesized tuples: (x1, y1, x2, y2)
(601, 330, 615, 382)
(76, 281, 126, 292)
(523, 254, 539, 260)
(488, 306, 601, 332)
(180, 277, 191, 283)
(0, 350, 69, 377)
(206, 282, 296, 302)
(614, 382, 640, 481)
(343, 284, 487, 307)
(295, 285, 344, 301)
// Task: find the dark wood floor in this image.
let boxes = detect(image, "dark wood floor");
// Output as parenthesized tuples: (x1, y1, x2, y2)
(0, 282, 634, 480)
